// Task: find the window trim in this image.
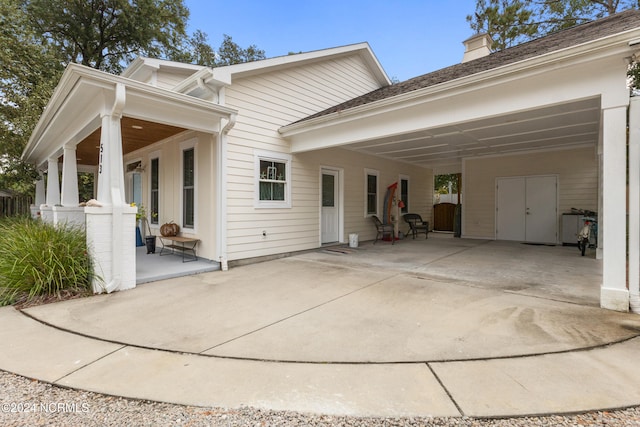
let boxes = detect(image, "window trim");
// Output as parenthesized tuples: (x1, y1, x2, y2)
(181, 140, 197, 231)
(254, 150, 292, 209)
(149, 153, 160, 225)
(364, 168, 379, 217)
(399, 174, 410, 214)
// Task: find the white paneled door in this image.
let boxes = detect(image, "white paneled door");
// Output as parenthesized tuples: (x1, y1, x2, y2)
(496, 175, 557, 244)
(321, 169, 339, 243)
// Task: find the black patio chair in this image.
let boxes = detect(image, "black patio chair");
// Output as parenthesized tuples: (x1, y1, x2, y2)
(403, 213, 429, 239)
(371, 215, 394, 245)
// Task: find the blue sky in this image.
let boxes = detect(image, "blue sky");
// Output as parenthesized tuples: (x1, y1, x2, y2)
(184, 0, 479, 82)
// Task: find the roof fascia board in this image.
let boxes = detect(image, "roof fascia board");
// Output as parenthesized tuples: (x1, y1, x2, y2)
(218, 42, 391, 85)
(171, 67, 232, 95)
(280, 28, 640, 137)
(23, 63, 237, 162)
(121, 56, 203, 79)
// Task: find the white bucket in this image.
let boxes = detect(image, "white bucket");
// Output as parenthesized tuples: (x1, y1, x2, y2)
(349, 233, 359, 248)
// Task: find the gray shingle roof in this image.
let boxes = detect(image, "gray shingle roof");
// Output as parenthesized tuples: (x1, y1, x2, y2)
(295, 9, 640, 124)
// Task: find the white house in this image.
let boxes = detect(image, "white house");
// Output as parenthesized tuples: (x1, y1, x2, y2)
(22, 10, 640, 312)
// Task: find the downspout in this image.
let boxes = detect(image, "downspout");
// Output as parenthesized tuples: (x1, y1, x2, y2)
(105, 83, 127, 293)
(629, 97, 640, 313)
(217, 112, 236, 271)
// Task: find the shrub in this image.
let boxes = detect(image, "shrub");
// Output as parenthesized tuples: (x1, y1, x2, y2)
(0, 217, 95, 306)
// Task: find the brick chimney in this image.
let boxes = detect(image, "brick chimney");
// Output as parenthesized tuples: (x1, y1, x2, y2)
(462, 33, 493, 63)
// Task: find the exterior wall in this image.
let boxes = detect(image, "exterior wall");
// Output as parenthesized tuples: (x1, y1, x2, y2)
(223, 54, 391, 260)
(123, 131, 218, 261)
(297, 148, 433, 243)
(463, 146, 598, 240)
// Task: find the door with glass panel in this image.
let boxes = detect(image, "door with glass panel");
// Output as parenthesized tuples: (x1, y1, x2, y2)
(321, 169, 339, 243)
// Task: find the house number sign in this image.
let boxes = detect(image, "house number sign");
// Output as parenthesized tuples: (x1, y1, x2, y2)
(98, 143, 104, 174)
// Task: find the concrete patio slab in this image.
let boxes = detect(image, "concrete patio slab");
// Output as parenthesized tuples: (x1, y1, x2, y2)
(431, 337, 640, 417)
(6, 238, 640, 418)
(25, 256, 394, 353)
(136, 247, 217, 284)
(57, 346, 460, 417)
(0, 307, 122, 382)
(207, 272, 638, 362)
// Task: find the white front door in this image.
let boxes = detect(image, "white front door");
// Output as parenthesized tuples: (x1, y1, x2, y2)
(321, 169, 339, 243)
(496, 176, 557, 243)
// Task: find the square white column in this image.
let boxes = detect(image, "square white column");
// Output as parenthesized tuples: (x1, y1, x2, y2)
(45, 158, 61, 207)
(600, 105, 629, 312)
(61, 144, 79, 207)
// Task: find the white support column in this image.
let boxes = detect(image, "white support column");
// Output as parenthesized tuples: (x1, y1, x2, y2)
(86, 83, 135, 294)
(61, 144, 79, 207)
(31, 175, 46, 219)
(600, 105, 629, 312)
(96, 113, 126, 206)
(629, 98, 640, 314)
(45, 157, 61, 206)
(35, 174, 45, 206)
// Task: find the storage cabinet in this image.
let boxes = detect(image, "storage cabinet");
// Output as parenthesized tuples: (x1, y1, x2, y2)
(562, 214, 584, 246)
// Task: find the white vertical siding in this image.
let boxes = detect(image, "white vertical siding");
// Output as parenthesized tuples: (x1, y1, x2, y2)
(463, 146, 598, 239)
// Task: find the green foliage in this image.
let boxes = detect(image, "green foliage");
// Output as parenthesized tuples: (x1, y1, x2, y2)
(214, 34, 266, 66)
(467, 0, 539, 50)
(434, 174, 459, 194)
(467, 0, 638, 50)
(0, 217, 95, 306)
(24, 0, 191, 74)
(0, 0, 63, 196)
(181, 32, 266, 67)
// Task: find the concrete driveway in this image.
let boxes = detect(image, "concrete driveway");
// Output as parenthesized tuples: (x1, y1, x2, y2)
(3, 234, 640, 417)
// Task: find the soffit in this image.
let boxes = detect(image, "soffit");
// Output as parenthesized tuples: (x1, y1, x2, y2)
(343, 97, 600, 170)
(75, 117, 186, 166)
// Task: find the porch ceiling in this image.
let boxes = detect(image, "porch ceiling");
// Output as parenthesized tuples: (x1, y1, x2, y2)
(75, 117, 186, 166)
(343, 97, 601, 171)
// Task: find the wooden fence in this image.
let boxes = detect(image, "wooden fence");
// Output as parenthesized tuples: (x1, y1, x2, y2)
(0, 195, 33, 218)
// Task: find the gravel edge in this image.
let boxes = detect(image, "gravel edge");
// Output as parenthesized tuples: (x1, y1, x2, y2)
(1, 370, 639, 426)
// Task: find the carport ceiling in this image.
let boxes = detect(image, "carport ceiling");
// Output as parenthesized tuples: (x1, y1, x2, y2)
(345, 97, 601, 170)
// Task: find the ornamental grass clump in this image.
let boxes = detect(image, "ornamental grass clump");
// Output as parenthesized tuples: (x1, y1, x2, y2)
(0, 217, 95, 307)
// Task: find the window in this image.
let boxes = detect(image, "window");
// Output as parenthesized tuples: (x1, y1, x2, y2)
(150, 157, 159, 224)
(365, 169, 379, 216)
(183, 148, 195, 228)
(400, 176, 409, 214)
(255, 151, 291, 208)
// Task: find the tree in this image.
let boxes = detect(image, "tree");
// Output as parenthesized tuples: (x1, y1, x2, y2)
(0, 0, 62, 194)
(214, 34, 266, 66)
(467, 0, 539, 50)
(23, 0, 191, 74)
(468, 0, 638, 50)
(468, 0, 639, 88)
(182, 32, 266, 67)
(434, 174, 459, 195)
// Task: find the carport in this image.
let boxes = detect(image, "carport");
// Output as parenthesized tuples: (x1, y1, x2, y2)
(280, 11, 640, 313)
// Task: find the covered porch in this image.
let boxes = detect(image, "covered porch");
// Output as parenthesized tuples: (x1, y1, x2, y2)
(22, 63, 236, 294)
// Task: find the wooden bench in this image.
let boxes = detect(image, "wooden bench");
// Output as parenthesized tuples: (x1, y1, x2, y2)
(158, 236, 199, 262)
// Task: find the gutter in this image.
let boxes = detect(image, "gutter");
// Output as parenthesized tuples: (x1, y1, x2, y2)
(280, 28, 640, 137)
